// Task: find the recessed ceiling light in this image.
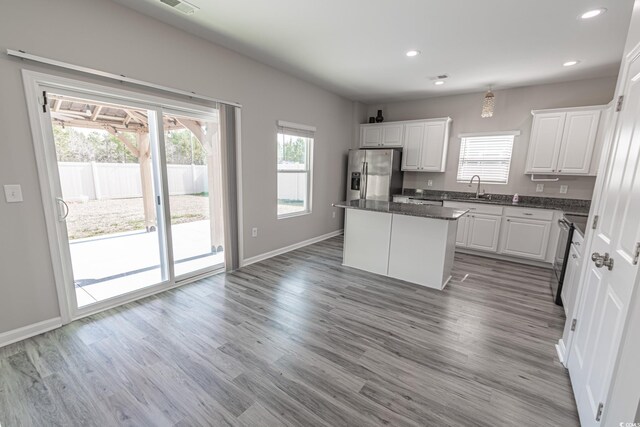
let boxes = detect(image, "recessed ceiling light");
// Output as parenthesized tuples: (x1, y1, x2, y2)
(434, 80, 445, 86)
(580, 8, 607, 20)
(563, 60, 580, 67)
(406, 50, 420, 57)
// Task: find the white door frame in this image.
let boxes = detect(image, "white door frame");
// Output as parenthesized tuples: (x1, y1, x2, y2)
(564, 41, 640, 424)
(22, 70, 226, 323)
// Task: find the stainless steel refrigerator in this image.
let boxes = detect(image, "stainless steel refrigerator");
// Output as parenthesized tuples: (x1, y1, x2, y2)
(346, 148, 403, 202)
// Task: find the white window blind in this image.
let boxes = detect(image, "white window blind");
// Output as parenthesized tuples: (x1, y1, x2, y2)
(457, 134, 515, 184)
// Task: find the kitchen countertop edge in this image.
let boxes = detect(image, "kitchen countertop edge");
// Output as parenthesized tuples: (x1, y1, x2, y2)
(333, 200, 469, 221)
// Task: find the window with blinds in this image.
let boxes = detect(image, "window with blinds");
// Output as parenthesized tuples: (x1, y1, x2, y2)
(276, 120, 315, 218)
(456, 134, 515, 184)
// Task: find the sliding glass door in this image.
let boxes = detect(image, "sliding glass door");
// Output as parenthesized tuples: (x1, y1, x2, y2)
(161, 111, 225, 278)
(48, 92, 169, 307)
(32, 80, 225, 315)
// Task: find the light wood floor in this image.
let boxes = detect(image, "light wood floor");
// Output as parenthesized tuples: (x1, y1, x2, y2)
(0, 236, 578, 426)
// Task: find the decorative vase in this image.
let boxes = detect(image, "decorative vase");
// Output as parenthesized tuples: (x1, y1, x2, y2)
(375, 110, 384, 123)
(368, 117, 376, 123)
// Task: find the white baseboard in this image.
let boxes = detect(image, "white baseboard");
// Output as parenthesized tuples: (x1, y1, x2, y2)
(0, 317, 62, 348)
(456, 248, 553, 269)
(556, 339, 567, 367)
(241, 229, 343, 267)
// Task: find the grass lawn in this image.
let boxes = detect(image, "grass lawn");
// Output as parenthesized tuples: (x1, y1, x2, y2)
(66, 195, 209, 240)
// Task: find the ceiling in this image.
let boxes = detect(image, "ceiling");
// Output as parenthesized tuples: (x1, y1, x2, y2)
(111, 0, 635, 103)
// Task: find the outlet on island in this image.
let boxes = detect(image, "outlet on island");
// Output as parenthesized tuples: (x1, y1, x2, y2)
(332, 211, 336, 219)
(559, 185, 568, 194)
(251, 227, 258, 238)
(536, 184, 544, 193)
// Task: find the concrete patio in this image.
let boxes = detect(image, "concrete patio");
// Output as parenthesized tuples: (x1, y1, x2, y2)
(71, 220, 224, 306)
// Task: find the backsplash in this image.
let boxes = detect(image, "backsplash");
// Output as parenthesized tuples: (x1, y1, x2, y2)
(403, 172, 598, 200)
(402, 188, 591, 214)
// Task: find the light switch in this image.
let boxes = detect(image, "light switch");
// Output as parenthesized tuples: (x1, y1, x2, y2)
(559, 185, 568, 194)
(4, 184, 23, 203)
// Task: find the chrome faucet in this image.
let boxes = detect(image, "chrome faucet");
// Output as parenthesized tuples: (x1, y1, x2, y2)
(469, 175, 484, 199)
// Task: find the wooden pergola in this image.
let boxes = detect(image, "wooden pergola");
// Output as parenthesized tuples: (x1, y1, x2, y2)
(50, 94, 225, 254)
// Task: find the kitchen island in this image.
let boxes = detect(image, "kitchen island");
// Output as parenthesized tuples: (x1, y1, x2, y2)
(333, 199, 468, 290)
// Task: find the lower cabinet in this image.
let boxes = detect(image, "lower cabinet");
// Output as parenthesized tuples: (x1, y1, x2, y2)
(456, 215, 470, 247)
(466, 214, 502, 252)
(561, 244, 582, 315)
(500, 217, 551, 260)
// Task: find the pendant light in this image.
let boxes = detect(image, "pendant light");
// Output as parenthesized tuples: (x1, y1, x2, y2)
(481, 88, 495, 118)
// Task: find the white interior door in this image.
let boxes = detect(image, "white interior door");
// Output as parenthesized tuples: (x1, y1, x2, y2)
(568, 54, 640, 426)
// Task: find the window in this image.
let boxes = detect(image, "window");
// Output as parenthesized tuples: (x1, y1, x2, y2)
(277, 120, 314, 218)
(456, 133, 518, 184)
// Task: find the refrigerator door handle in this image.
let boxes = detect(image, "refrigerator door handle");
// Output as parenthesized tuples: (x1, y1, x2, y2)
(363, 161, 368, 199)
(359, 162, 365, 199)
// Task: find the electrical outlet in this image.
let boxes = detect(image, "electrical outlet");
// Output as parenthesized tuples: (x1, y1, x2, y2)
(536, 184, 544, 193)
(332, 211, 336, 219)
(3, 184, 23, 203)
(427, 180, 433, 187)
(251, 227, 258, 238)
(559, 185, 568, 194)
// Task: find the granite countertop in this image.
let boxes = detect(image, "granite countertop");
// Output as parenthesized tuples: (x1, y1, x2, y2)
(333, 199, 468, 221)
(397, 189, 591, 215)
(565, 214, 588, 236)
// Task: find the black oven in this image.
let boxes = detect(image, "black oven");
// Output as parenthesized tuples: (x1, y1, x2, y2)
(552, 217, 575, 306)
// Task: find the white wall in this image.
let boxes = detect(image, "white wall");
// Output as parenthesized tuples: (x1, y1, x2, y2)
(365, 77, 617, 199)
(0, 0, 353, 334)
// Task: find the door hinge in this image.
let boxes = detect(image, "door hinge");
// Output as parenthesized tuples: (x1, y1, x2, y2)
(633, 242, 640, 265)
(616, 95, 624, 112)
(157, 196, 161, 206)
(571, 318, 577, 331)
(596, 402, 604, 421)
(41, 90, 48, 113)
(592, 215, 599, 230)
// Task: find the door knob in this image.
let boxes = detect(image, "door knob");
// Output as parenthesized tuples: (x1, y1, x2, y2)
(592, 252, 614, 271)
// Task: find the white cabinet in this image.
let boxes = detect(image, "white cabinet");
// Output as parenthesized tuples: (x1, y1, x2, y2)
(442, 202, 557, 262)
(500, 217, 552, 260)
(525, 106, 604, 175)
(360, 123, 403, 147)
(561, 243, 581, 315)
(360, 118, 451, 169)
(343, 208, 392, 275)
(402, 122, 425, 169)
(455, 214, 470, 247)
(401, 118, 451, 172)
(556, 111, 601, 174)
(526, 112, 565, 173)
(443, 201, 502, 252)
(467, 214, 502, 252)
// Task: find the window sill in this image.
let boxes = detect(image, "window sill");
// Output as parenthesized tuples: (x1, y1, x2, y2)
(277, 210, 311, 220)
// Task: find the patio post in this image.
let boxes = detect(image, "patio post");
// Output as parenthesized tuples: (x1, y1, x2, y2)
(137, 133, 157, 231)
(178, 119, 224, 253)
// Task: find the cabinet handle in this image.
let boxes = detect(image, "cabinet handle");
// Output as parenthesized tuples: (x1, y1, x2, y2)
(506, 219, 510, 222)
(575, 242, 581, 246)
(559, 169, 562, 172)
(572, 254, 578, 259)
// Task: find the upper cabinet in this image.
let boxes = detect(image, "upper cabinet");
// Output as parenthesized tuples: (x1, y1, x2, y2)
(360, 118, 451, 171)
(360, 123, 404, 147)
(525, 106, 605, 175)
